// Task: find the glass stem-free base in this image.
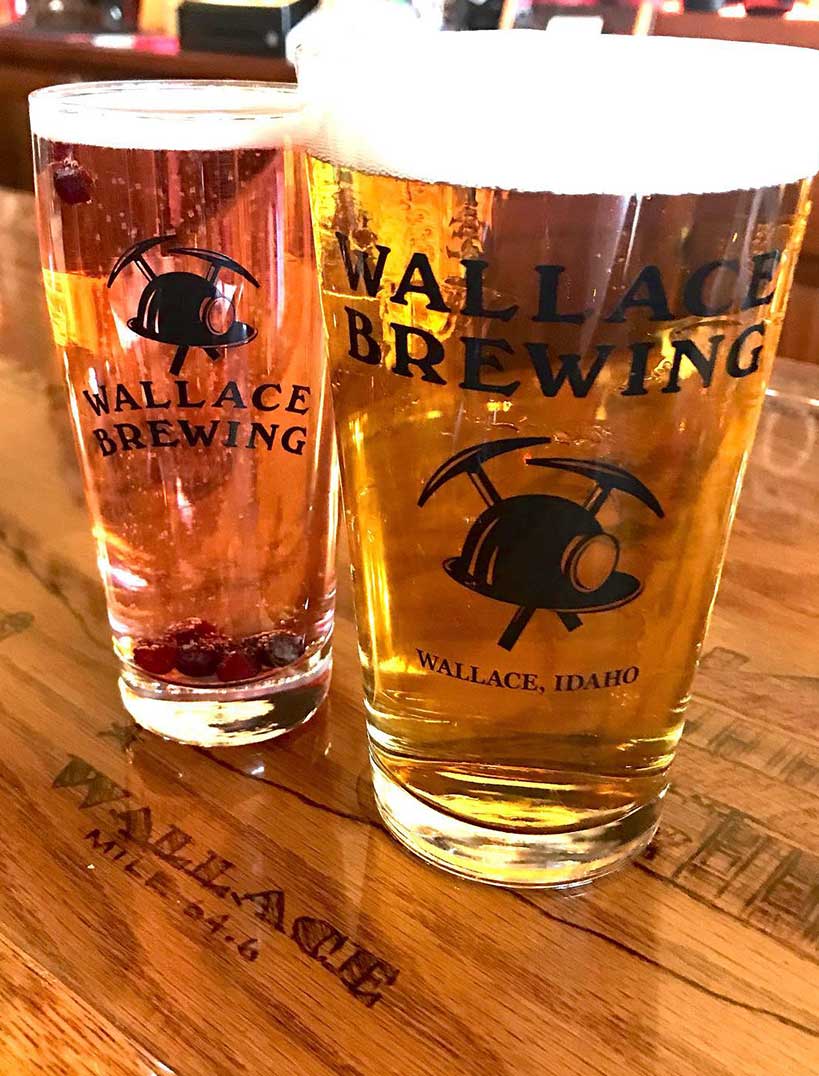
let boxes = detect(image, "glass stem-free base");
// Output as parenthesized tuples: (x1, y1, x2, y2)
(371, 755, 665, 888)
(119, 644, 332, 747)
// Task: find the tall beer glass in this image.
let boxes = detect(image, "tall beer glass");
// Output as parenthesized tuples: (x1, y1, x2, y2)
(302, 33, 819, 885)
(30, 82, 337, 747)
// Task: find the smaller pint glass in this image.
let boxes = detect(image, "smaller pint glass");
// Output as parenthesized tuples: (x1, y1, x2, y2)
(30, 82, 337, 746)
(302, 34, 819, 885)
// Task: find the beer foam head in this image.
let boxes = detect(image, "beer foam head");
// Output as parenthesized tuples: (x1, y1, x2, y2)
(298, 32, 819, 194)
(29, 81, 305, 151)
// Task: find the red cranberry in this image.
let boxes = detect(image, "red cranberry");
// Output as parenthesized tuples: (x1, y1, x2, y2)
(166, 618, 219, 645)
(176, 641, 222, 678)
(252, 631, 305, 669)
(133, 642, 177, 676)
(217, 650, 261, 683)
(53, 160, 94, 206)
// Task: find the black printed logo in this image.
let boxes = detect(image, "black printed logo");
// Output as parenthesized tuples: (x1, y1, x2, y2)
(107, 234, 260, 376)
(418, 437, 664, 651)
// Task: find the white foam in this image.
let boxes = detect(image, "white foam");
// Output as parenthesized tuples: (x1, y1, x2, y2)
(29, 81, 305, 151)
(298, 32, 819, 195)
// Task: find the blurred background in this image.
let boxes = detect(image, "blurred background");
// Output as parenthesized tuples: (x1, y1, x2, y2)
(3, 0, 819, 363)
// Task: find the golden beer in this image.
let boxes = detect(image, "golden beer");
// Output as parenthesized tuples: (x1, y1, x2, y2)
(304, 33, 819, 885)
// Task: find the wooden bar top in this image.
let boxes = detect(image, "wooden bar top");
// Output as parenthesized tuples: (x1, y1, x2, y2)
(0, 187, 816, 1075)
(0, 26, 296, 81)
(0, 28, 296, 193)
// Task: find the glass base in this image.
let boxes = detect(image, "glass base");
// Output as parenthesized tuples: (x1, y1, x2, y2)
(371, 757, 665, 888)
(119, 645, 332, 747)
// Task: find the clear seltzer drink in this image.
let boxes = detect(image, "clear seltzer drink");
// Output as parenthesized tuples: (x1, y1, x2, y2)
(31, 82, 337, 746)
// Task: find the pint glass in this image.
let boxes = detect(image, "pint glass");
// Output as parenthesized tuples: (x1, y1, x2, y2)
(302, 34, 819, 885)
(30, 82, 337, 746)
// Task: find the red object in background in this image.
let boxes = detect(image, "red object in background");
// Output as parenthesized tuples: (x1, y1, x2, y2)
(131, 35, 178, 53)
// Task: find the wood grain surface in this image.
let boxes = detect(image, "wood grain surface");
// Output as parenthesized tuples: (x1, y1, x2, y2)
(0, 187, 817, 1075)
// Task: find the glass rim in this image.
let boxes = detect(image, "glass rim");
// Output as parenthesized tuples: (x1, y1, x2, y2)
(296, 27, 819, 62)
(29, 79, 302, 118)
(29, 80, 304, 151)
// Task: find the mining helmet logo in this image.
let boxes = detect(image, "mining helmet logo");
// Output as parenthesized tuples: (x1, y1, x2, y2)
(418, 436, 664, 651)
(107, 233, 260, 376)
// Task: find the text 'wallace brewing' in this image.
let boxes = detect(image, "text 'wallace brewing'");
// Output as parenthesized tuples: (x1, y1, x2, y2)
(31, 82, 337, 746)
(302, 30, 819, 885)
